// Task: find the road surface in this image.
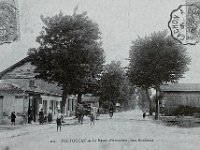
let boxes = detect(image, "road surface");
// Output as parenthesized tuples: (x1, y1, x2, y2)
(0, 109, 200, 150)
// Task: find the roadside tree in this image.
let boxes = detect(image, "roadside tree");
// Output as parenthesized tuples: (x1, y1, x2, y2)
(100, 61, 129, 110)
(28, 10, 104, 113)
(128, 31, 190, 119)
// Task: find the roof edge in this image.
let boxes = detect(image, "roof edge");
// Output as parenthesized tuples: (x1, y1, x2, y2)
(0, 56, 31, 79)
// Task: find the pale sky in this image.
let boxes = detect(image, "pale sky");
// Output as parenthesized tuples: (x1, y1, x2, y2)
(1, 0, 200, 83)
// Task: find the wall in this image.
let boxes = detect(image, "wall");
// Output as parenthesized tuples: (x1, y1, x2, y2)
(1, 61, 79, 117)
(2, 94, 27, 116)
(1, 62, 62, 95)
(161, 92, 200, 115)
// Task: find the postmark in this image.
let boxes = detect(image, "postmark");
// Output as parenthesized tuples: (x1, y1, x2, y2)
(168, 4, 200, 45)
(0, 0, 19, 45)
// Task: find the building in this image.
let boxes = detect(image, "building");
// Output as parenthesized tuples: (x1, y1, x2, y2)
(0, 82, 62, 124)
(0, 56, 77, 123)
(160, 83, 200, 115)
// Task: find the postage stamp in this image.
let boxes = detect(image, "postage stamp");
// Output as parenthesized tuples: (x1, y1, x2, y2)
(0, 0, 19, 45)
(168, 3, 200, 45)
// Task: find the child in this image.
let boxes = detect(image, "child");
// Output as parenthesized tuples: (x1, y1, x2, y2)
(56, 110, 62, 132)
(11, 112, 16, 126)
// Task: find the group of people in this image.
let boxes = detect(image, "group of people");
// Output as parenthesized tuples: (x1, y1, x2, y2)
(10, 104, 114, 131)
(77, 103, 100, 125)
(38, 109, 53, 124)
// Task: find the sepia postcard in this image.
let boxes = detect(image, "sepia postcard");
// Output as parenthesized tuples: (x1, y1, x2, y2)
(0, 0, 200, 150)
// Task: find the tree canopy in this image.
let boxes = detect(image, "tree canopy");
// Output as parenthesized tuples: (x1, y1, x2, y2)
(28, 11, 105, 112)
(128, 30, 191, 118)
(100, 61, 129, 109)
(128, 31, 191, 89)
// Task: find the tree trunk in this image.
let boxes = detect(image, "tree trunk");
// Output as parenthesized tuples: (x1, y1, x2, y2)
(61, 87, 68, 114)
(145, 89, 152, 115)
(78, 92, 82, 103)
(155, 99, 158, 120)
(154, 87, 160, 120)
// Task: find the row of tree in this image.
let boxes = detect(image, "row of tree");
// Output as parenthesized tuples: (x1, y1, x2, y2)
(28, 10, 191, 119)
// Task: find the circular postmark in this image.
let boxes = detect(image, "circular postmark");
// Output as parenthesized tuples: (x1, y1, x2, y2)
(168, 4, 200, 45)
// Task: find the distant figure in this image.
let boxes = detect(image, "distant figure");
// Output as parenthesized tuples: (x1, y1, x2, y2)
(143, 112, 146, 119)
(90, 104, 96, 125)
(48, 112, 53, 123)
(56, 110, 63, 132)
(96, 108, 100, 118)
(39, 109, 44, 124)
(77, 104, 85, 124)
(11, 112, 16, 126)
(109, 103, 114, 118)
(28, 106, 33, 124)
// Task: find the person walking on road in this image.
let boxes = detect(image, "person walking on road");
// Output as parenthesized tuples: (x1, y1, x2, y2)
(143, 112, 146, 119)
(11, 112, 16, 126)
(109, 102, 114, 118)
(56, 109, 63, 132)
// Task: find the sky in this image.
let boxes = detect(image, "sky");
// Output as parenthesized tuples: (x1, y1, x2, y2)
(1, 0, 200, 83)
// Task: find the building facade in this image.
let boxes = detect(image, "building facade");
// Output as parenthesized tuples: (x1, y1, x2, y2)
(160, 83, 200, 115)
(0, 57, 77, 123)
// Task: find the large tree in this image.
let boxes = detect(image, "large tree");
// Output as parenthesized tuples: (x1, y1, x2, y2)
(100, 61, 128, 110)
(128, 30, 190, 119)
(28, 11, 104, 113)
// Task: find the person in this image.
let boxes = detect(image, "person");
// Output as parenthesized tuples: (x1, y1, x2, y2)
(28, 106, 33, 124)
(48, 112, 52, 123)
(143, 112, 146, 119)
(11, 112, 16, 126)
(56, 109, 63, 132)
(77, 104, 85, 124)
(96, 108, 100, 118)
(90, 104, 96, 125)
(109, 103, 114, 118)
(39, 109, 44, 124)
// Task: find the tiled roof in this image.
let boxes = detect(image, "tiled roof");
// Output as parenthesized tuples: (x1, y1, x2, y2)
(0, 82, 25, 93)
(160, 83, 200, 92)
(0, 82, 62, 96)
(0, 56, 30, 79)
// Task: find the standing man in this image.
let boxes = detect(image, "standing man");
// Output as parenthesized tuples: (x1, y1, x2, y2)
(28, 106, 33, 124)
(11, 112, 16, 126)
(39, 108, 44, 124)
(56, 109, 63, 132)
(109, 102, 114, 118)
(143, 112, 146, 119)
